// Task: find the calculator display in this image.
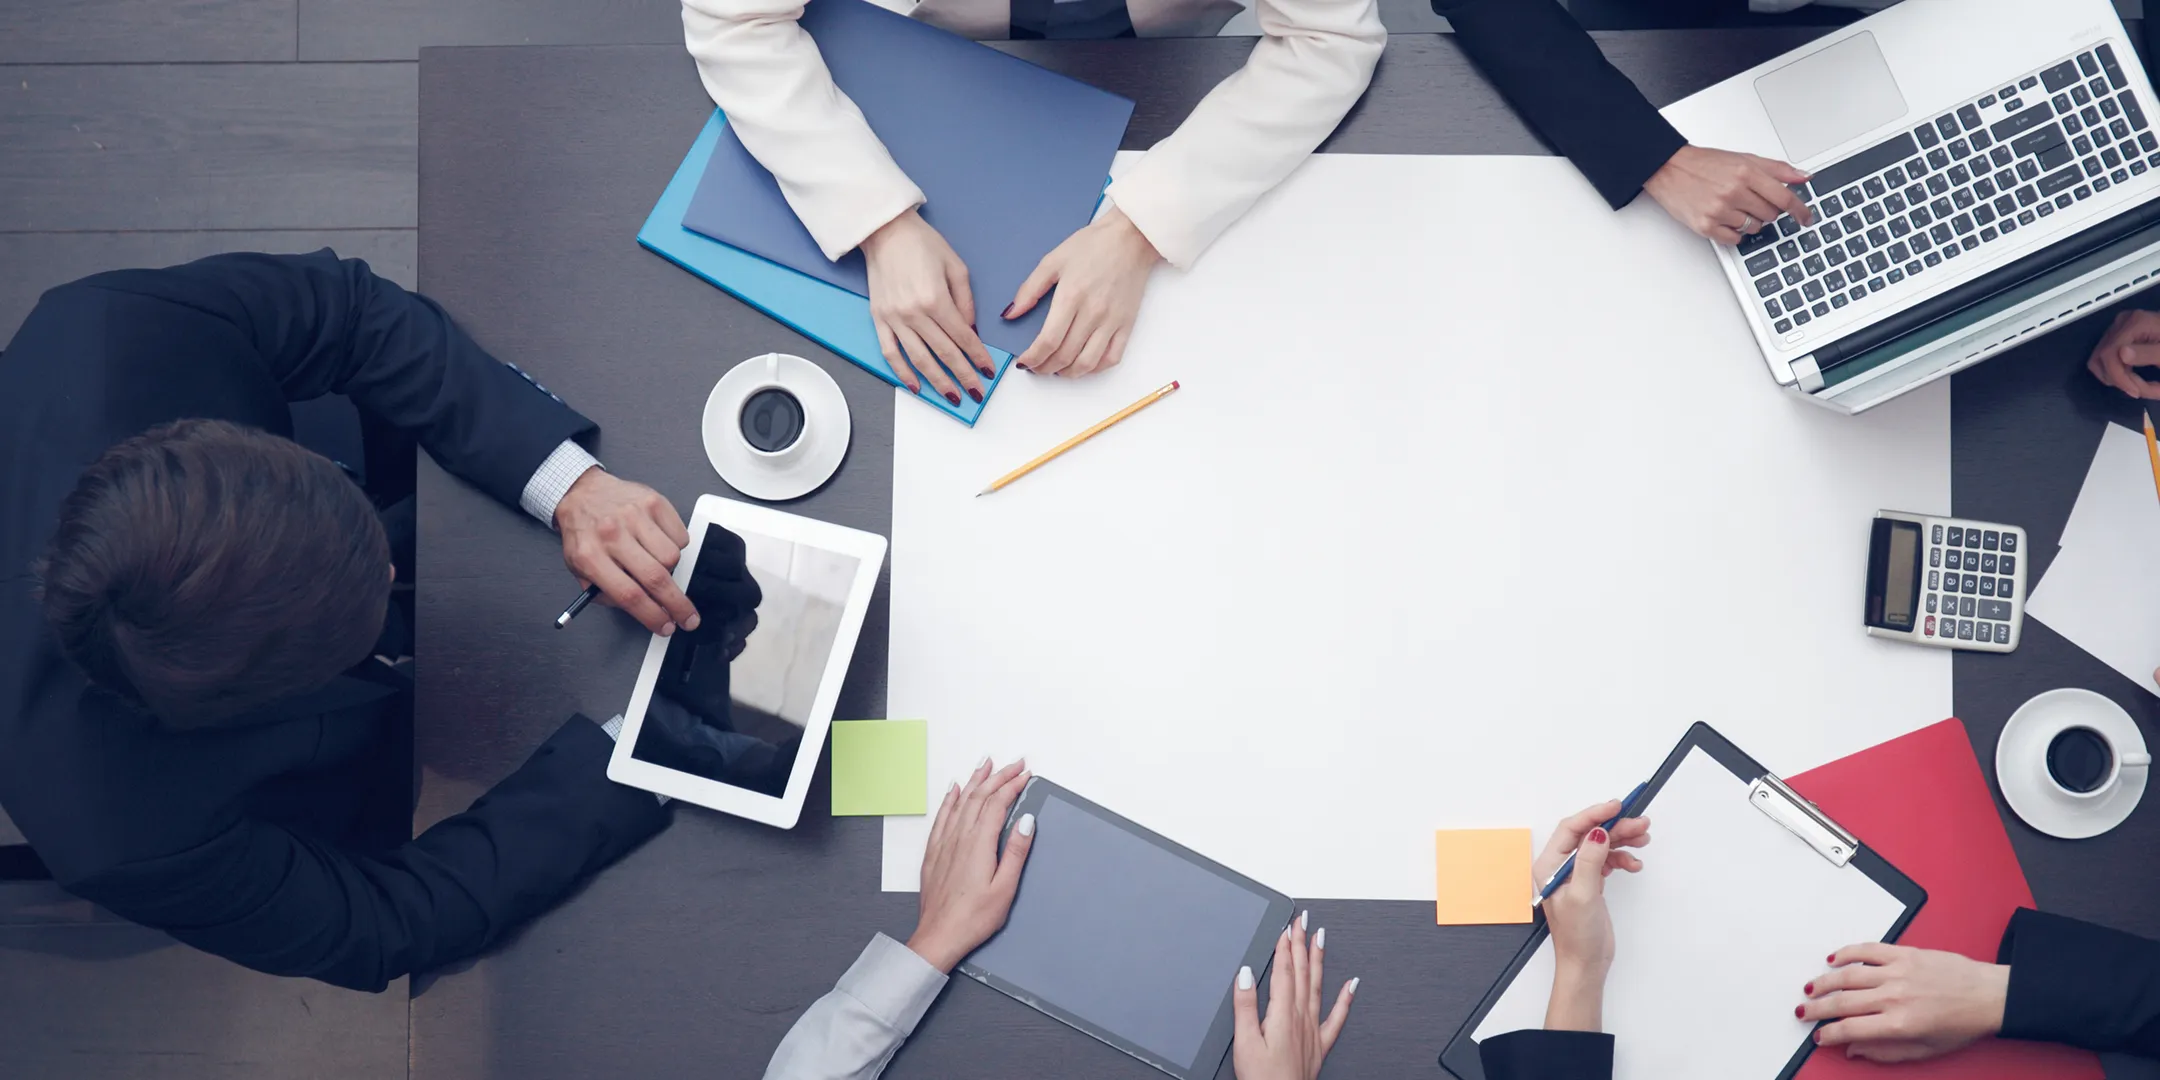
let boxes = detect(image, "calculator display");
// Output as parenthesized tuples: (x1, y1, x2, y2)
(1865, 519, 1922, 631)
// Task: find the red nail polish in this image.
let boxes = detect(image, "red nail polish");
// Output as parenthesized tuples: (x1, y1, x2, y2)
(1588, 827, 1607, 844)
(1827, 953, 1837, 964)
(1812, 1029, 1823, 1045)
(1795, 1006, 1806, 1019)
(978, 366, 996, 379)
(1804, 983, 1814, 995)
(945, 391, 961, 405)
(1000, 304, 1017, 319)
(968, 387, 983, 403)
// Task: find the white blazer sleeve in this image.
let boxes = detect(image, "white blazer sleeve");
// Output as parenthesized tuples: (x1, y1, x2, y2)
(1103, 0, 1384, 269)
(681, 0, 928, 261)
(763, 934, 948, 1080)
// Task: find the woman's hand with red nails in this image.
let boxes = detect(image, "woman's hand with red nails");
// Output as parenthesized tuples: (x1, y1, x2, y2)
(861, 208, 995, 406)
(1533, 803, 1652, 1032)
(1798, 943, 2008, 1062)
(1005, 205, 1159, 379)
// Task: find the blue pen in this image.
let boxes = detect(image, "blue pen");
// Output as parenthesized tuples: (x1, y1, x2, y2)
(1532, 781, 1649, 909)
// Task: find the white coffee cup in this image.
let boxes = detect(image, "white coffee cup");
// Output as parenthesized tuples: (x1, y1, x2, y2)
(2044, 722, 2152, 800)
(736, 356, 809, 464)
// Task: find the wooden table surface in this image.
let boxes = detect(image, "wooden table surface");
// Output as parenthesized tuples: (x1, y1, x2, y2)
(412, 33, 2160, 1079)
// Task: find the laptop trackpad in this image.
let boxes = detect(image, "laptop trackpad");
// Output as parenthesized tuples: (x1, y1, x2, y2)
(1755, 32, 1908, 164)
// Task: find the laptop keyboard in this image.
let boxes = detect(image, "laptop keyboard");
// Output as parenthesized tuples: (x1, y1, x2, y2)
(1739, 44, 2154, 338)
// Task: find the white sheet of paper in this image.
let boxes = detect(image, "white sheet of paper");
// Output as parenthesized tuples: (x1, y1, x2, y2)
(886, 153, 1951, 900)
(1471, 748, 1910, 1080)
(2028, 423, 2160, 697)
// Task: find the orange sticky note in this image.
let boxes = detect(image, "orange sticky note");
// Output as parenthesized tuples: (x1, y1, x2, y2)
(1434, 828, 1533, 925)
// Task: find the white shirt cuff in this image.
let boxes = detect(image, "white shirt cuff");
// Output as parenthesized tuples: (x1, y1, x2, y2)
(838, 934, 949, 1036)
(520, 440, 602, 528)
(599, 714, 669, 805)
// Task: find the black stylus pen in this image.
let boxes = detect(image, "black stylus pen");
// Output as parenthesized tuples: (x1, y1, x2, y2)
(554, 583, 601, 629)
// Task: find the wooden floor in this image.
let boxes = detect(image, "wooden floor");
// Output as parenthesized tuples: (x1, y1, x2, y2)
(0, 0, 2141, 1077)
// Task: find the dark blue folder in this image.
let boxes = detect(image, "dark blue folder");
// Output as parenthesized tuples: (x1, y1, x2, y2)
(680, 0, 1134, 358)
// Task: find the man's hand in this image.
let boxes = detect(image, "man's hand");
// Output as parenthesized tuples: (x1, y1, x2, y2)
(1643, 144, 1813, 245)
(554, 469, 698, 636)
(2086, 308, 2160, 399)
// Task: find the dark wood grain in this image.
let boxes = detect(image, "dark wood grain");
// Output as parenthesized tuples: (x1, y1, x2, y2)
(0, 923, 407, 1080)
(298, 0, 685, 60)
(0, 0, 298, 63)
(0, 64, 414, 231)
(0, 229, 414, 345)
(413, 35, 2160, 1080)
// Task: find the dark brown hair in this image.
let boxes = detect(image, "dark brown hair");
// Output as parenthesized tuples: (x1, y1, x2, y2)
(36, 419, 390, 728)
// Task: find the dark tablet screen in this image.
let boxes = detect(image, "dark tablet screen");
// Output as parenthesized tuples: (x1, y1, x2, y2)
(963, 781, 1291, 1076)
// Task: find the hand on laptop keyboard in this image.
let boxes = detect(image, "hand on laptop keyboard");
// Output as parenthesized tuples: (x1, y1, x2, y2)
(1643, 145, 1814, 246)
(2087, 308, 2160, 399)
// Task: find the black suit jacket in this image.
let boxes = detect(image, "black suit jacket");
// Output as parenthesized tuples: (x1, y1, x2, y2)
(0, 251, 670, 991)
(1481, 1028, 1614, 1079)
(1432, 0, 1688, 209)
(2000, 907, 2160, 1056)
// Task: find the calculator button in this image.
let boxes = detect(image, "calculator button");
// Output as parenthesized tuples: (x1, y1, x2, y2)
(1960, 620, 1976, 640)
(1947, 550, 1963, 570)
(1979, 577, 1996, 597)
(1932, 524, 1943, 544)
(1947, 526, 1964, 546)
(2001, 533, 2017, 552)
(2000, 554, 2016, 575)
(1980, 599, 2012, 620)
(1961, 596, 1977, 618)
(1927, 594, 1938, 614)
(1942, 573, 1956, 593)
(1930, 570, 1941, 590)
(1983, 530, 2000, 550)
(1963, 574, 1979, 593)
(1930, 547, 1942, 567)
(1924, 615, 1937, 637)
(1995, 623, 2012, 645)
(1999, 577, 2015, 596)
(1981, 553, 1998, 574)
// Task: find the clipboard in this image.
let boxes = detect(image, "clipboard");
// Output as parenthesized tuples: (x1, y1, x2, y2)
(1439, 723, 1927, 1080)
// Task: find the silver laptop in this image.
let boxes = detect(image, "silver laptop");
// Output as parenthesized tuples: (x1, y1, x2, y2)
(1665, 0, 2160, 413)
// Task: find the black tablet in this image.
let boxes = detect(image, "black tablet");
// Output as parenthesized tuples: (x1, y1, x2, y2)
(960, 778, 1295, 1079)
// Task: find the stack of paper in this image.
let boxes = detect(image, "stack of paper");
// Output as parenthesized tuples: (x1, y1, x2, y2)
(2026, 422, 2160, 696)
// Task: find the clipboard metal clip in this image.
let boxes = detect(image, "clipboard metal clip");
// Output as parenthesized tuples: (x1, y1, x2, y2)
(1748, 774, 1858, 868)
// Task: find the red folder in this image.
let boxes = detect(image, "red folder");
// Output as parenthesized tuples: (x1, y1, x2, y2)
(1784, 719, 2103, 1079)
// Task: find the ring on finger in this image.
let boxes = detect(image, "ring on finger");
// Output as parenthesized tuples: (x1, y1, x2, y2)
(1742, 213, 1759, 233)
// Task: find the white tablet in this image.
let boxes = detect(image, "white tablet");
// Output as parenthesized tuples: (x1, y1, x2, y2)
(606, 494, 887, 827)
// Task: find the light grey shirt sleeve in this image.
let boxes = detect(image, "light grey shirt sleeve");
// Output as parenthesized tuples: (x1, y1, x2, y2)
(764, 933, 948, 1080)
(518, 439, 602, 527)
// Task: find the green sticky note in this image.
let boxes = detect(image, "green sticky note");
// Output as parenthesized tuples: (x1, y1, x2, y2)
(830, 720, 929, 817)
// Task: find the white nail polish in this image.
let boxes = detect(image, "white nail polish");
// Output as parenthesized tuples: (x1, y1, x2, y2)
(976, 755, 990, 771)
(1315, 927, 1325, 951)
(1299, 910, 1309, 931)
(1016, 813, 1036, 837)
(1346, 977, 1360, 995)
(1237, 966, 1255, 991)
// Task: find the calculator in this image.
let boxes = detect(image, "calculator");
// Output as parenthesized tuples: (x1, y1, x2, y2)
(1864, 510, 2027, 652)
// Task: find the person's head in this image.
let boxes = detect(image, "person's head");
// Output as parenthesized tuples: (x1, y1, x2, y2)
(35, 419, 390, 728)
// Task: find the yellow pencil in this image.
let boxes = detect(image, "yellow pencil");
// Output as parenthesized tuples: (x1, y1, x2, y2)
(977, 381, 1181, 497)
(2144, 410, 2160, 506)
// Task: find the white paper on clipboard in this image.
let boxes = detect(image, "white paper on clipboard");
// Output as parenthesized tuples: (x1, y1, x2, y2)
(1472, 747, 1910, 1080)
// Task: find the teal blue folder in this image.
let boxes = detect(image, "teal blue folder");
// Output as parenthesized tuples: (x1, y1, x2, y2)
(639, 111, 1011, 426)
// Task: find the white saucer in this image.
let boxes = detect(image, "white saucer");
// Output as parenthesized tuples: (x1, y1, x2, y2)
(702, 353, 851, 502)
(1996, 687, 2149, 839)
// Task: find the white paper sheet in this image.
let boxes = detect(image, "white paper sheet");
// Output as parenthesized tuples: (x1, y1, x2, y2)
(1471, 748, 1911, 1080)
(885, 153, 1951, 900)
(2028, 422, 2160, 696)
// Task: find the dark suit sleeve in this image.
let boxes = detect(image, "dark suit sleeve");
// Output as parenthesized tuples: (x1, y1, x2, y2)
(1430, 0, 1687, 208)
(106, 249, 595, 511)
(1997, 907, 2160, 1057)
(1479, 1029, 1615, 1080)
(66, 716, 668, 992)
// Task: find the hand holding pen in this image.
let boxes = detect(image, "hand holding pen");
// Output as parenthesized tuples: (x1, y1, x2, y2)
(1530, 796, 1653, 1033)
